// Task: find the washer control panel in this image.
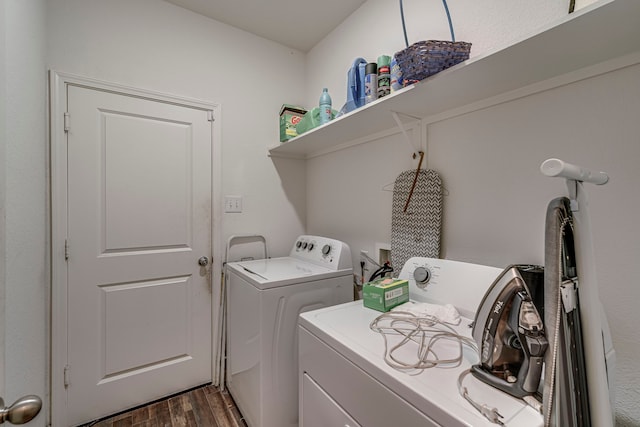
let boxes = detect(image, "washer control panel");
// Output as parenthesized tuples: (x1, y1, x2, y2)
(398, 257, 503, 318)
(290, 235, 352, 270)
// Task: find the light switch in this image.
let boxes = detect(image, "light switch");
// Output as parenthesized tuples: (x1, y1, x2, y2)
(224, 196, 243, 213)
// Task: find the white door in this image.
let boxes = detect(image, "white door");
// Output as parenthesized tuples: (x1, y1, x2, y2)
(65, 85, 212, 425)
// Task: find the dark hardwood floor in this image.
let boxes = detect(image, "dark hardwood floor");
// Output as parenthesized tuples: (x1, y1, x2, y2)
(82, 385, 247, 427)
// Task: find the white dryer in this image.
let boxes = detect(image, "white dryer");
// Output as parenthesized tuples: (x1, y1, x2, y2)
(299, 257, 545, 427)
(225, 235, 353, 427)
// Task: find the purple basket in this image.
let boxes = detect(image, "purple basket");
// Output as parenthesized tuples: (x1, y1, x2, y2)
(395, 40, 471, 85)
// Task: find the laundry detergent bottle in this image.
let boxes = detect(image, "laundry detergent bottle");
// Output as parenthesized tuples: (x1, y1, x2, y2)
(319, 88, 332, 125)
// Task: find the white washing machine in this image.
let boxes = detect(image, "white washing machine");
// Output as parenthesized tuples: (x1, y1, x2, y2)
(299, 257, 545, 427)
(226, 235, 353, 427)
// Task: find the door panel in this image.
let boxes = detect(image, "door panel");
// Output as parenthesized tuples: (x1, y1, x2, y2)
(102, 111, 192, 251)
(66, 85, 212, 425)
(100, 276, 191, 378)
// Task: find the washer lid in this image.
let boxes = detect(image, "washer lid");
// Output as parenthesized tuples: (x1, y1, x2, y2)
(226, 257, 352, 289)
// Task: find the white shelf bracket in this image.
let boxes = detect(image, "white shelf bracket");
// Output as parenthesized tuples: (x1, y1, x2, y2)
(391, 111, 421, 157)
(567, 179, 580, 212)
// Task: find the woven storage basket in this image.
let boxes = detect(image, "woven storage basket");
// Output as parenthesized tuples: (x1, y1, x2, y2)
(395, 40, 471, 85)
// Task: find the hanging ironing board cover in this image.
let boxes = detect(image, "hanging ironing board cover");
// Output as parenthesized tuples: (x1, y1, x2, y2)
(391, 169, 443, 276)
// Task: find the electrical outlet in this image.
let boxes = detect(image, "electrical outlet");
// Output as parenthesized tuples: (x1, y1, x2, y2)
(224, 196, 243, 213)
(375, 242, 391, 265)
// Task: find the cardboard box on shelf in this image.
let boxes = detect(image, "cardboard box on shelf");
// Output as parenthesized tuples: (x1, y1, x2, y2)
(279, 104, 307, 142)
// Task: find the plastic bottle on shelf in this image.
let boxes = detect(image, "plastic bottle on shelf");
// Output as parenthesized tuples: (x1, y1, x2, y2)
(319, 88, 332, 125)
(390, 55, 403, 92)
(364, 62, 378, 104)
(377, 55, 391, 98)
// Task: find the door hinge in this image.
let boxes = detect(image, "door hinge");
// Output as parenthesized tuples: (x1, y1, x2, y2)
(64, 239, 69, 261)
(64, 365, 70, 388)
(64, 112, 70, 132)
(207, 110, 214, 122)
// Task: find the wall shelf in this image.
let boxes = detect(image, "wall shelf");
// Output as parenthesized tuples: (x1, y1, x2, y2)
(268, 0, 640, 160)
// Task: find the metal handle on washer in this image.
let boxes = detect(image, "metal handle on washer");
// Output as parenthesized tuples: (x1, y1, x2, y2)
(0, 395, 42, 424)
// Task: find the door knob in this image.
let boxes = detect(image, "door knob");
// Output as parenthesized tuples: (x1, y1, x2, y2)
(0, 395, 42, 424)
(198, 256, 209, 267)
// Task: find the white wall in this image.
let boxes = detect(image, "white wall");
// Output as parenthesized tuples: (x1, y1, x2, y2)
(0, 0, 7, 400)
(46, 0, 307, 259)
(16, 0, 306, 424)
(427, 64, 640, 426)
(2, 1, 48, 424)
(304, 0, 566, 112)
(306, 127, 420, 265)
(305, 0, 639, 425)
(3, 0, 631, 425)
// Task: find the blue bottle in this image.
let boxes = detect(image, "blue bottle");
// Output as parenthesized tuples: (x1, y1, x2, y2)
(319, 88, 332, 125)
(390, 55, 403, 92)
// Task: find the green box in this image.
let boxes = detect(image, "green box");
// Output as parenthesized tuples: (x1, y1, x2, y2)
(363, 278, 409, 312)
(279, 104, 307, 142)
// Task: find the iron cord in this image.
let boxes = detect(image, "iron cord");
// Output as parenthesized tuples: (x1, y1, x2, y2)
(370, 311, 476, 373)
(369, 311, 478, 375)
(371, 310, 543, 424)
(369, 310, 505, 423)
(457, 369, 505, 425)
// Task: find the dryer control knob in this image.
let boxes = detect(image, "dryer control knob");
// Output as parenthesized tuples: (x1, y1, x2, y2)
(413, 266, 431, 288)
(322, 244, 331, 255)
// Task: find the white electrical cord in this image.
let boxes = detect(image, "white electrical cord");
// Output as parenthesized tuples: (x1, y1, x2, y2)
(457, 369, 543, 425)
(370, 310, 542, 425)
(369, 311, 504, 423)
(457, 369, 505, 425)
(369, 311, 477, 373)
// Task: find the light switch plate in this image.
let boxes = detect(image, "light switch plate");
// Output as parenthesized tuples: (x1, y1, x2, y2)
(224, 196, 243, 213)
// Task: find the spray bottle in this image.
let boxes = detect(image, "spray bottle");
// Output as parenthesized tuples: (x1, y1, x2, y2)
(377, 55, 391, 98)
(364, 63, 378, 104)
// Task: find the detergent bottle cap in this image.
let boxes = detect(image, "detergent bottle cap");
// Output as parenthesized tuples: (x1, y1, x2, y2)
(377, 55, 391, 67)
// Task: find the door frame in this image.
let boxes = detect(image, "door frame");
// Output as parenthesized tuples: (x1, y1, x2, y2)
(49, 70, 223, 427)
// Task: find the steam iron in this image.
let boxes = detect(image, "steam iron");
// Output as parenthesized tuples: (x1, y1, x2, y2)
(471, 265, 548, 398)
